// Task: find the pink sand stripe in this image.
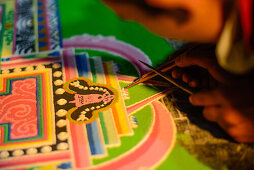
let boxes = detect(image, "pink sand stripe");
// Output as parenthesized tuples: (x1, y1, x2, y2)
(117, 75, 136, 82)
(93, 101, 175, 169)
(1, 57, 61, 68)
(126, 89, 173, 114)
(0, 151, 70, 168)
(69, 123, 91, 168)
(63, 49, 77, 80)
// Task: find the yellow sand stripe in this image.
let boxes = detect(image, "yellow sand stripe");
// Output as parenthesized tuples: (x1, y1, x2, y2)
(92, 58, 120, 145)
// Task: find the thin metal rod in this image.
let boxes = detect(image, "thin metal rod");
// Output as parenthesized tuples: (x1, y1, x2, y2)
(124, 43, 194, 89)
(139, 60, 193, 94)
(124, 61, 176, 89)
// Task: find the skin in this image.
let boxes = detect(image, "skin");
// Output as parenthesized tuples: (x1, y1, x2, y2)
(172, 44, 254, 143)
(101, 0, 223, 42)
(101, 0, 254, 143)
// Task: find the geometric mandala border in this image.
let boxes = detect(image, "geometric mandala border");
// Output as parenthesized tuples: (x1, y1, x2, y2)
(0, 62, 69, 160)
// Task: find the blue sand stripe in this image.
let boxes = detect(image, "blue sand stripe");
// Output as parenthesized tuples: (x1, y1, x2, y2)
(39, 42, 47, 48)
(38, 17, 44, 22)
(39, 33, 46, 38)
(86, 122, 104, 155)
(75, 54, 89, 77)
(38, 25, 45, 30)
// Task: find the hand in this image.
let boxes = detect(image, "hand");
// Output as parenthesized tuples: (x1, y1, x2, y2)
(189, 87, 254, 143)
(173, 44, 254, 143)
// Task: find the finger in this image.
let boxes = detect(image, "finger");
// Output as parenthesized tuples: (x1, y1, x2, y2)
(233, 136, 254, 143)
(202, 106, 232, 131)
(221, 107, 250, 125)
(227, 125, 254, 143)
(182, 71, 200, 84)
(228, 124, 254, 137)
(182, 73, 190, 83)
(184, 67, 209, 88)
(203, 106, 221, 122)
(171, 68, 182, 79)
(175, 51, 220, 79)
(174, 51, 221, 82)
(174, 47, 234, 84)
(189, 80, 198, 87)
(174, 49, 215, 68)
(214, 107, 254, 143)
(189, 90, 224, 106)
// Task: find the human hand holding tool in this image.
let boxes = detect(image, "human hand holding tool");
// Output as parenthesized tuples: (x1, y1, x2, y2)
(124, 43, 195, 89)
(139, 60, 195, 95)
(172, 45, 254, 143)
(124, 59, 176, 89)
(102, 0, 254, 143)
(131, 43, 254, 143)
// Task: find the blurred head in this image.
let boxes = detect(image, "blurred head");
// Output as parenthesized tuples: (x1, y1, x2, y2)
(102, 0, 224, 42)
